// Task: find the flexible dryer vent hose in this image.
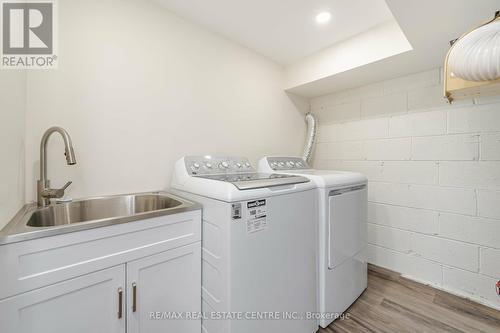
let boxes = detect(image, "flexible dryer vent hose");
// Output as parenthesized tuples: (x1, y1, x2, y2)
(302, 113, 317, 163)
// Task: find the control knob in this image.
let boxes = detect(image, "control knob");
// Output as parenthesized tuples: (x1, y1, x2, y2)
(190, 163, 200, 171)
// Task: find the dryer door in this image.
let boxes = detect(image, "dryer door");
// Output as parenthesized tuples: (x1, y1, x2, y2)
(328, 185, 367, 269)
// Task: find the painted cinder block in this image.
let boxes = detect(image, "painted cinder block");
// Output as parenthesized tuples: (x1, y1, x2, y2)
(411, 233, 479, 272)
(411, 134, 479, 161)
(480, 133, 500, 161)
(408, 85, 449, 111)
(316, 124, 343, 143)
(335, 161, 383, 181)
(361, 92, 407, 118)
(438, 213, 500, 249)
(439, 161, 500, 189)
(367, 202, 439, 235)
(389, 110, 447, 138)
(310, 67, 500, 310)
(315, 141, 364, 160)
(480, 248, 500, 278)
(364, 138, 411, 161)
(336, 161, 438, 185)
(339, 118, 389, 141)
(477, 190, 500, 220)
(310, 159, 326, 169)
(443, 267, 500, 309)
(381, 161, 438, 185)
(448, 104, 500, 134)
(316, 118, 389, 143)
(367, 244, 442, 285)
(367, 223, 412, 253)
(312, 159, 342, 170)
(368, 182, 476, 215)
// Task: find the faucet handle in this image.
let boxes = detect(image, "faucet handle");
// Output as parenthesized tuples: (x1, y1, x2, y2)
(39, 181, 72, 200)
(53, 181, 72, 198)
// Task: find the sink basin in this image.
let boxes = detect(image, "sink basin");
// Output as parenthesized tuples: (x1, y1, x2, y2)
(27, 194, 183, 227)
(0, 192, 200, 245)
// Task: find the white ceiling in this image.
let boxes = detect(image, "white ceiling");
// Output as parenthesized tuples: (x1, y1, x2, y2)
(154, 0, 395, 65)
(154, 0, 500, 97)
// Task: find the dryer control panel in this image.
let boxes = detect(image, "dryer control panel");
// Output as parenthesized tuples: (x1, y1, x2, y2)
(184, 156, 255, 176)
(266, 157, 310, 171)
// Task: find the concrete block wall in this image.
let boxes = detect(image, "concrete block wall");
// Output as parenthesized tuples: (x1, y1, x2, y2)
(311, 68, 500, 310)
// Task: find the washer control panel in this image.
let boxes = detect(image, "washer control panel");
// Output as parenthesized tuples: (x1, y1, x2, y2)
(184, 156, 254, 176)
(266, 157, 310, 171)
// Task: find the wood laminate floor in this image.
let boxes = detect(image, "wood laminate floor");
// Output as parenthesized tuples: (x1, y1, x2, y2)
(319, 265, 500, 333)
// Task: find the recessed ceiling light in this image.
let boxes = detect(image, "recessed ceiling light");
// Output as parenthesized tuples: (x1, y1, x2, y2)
(315, 11, 331, 24)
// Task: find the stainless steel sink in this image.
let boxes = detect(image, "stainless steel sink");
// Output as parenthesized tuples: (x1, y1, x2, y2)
(0, 192, 200, 245)
(26, 194, 183, 227)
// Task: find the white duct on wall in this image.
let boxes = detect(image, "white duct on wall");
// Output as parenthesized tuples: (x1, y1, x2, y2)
(448, 11, 500, 82)
(302, 113, 317, 163)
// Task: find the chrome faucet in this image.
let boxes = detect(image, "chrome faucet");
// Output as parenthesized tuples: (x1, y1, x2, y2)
(37, 127, 77, 207)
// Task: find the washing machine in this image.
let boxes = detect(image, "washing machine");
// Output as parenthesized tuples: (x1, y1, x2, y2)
(170, 156, 318, 333)
(258, 156, 367, 328)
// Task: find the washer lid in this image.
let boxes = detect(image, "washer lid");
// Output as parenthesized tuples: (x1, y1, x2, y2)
(258, 157, 367, 189)
(196, 173, 310, 190)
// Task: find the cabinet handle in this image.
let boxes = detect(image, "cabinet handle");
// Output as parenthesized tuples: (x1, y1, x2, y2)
(118, 287, 123, 319)
(132, 282, 137, 312)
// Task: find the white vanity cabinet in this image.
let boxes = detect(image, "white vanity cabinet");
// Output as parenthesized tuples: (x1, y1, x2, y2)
(0, 209, 201, 333)
(127, 243, 201, 333)
(0, 265, 126, 333)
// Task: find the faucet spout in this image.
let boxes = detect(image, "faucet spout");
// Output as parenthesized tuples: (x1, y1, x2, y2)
(65, 146, 77, 165)
(38, 127, 77, 207)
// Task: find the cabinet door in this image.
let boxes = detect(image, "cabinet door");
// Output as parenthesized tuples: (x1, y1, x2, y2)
(127, 242, 201, 333)
(0, 265, 126, 333)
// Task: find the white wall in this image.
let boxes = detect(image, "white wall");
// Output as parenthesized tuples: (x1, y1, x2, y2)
(24, 0, 307, 201)
(311, 68, 500, 310)
(0, 71, 26, 229)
